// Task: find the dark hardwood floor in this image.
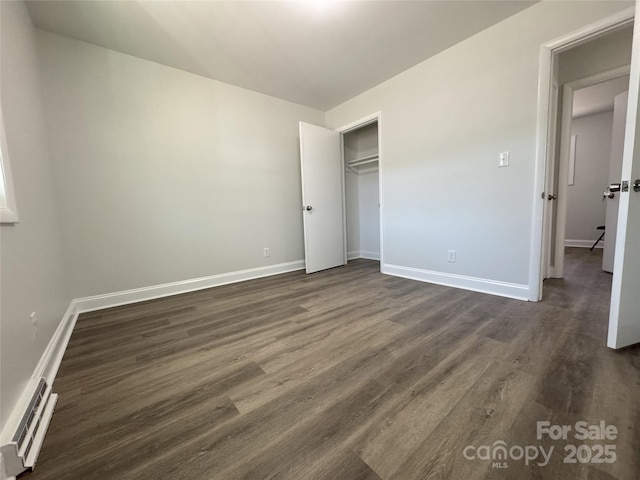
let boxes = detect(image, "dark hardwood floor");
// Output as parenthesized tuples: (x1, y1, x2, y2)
(27, 248, 640, 479)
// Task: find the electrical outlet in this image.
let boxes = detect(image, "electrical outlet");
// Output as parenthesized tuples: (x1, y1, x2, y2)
(30, 312, 39, 340)
(447, 250, 456, 263)
(263, 247, 270, 258)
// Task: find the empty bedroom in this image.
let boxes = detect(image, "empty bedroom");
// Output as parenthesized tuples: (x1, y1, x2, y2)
(1, 1, 639, 479)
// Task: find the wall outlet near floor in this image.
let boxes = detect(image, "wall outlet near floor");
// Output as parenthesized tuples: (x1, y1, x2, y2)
(263, 247, 270, 258)
(447, 250, 456, 263)
(30, 311, 39, 340)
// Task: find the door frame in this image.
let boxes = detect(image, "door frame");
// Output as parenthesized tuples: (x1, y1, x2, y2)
(530, 7, 635, 301)
(336, 112, 384, 268)
(541, 72, 559, 281)
(550, 65, 631, 279)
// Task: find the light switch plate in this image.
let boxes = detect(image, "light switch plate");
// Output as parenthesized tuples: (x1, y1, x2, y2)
(499, 151, 510, 167)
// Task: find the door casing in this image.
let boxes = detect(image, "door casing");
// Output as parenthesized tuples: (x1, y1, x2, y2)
(531, 7, 635, 301)
(534, 5, 640, 349)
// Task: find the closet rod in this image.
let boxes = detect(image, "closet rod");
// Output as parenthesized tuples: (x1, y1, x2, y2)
(347, 154, 378, 167)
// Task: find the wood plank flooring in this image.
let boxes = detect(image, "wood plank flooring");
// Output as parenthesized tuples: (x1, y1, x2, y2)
(25, 248, 640, 480)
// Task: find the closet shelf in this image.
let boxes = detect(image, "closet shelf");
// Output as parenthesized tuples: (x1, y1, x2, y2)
(347, 154, 378, 167)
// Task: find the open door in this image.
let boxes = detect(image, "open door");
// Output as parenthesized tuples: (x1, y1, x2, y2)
(608, 11, 640, 349)
(542, 71, 560, 279)
(299, 122, 345, 274)
(602, 91, 628, 273)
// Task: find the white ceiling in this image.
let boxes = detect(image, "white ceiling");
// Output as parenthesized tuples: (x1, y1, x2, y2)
(573, 75, 630, 119)
(25, 0, 537, 110)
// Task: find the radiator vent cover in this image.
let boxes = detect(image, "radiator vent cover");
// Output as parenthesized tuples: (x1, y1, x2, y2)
(1, 378, 58, 477)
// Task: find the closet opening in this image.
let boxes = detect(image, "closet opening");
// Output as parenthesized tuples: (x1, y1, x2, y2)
(340, 118, 381, 265)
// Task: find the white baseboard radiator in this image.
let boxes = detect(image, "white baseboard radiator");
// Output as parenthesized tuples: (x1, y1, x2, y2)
(1, 378, 58, 477)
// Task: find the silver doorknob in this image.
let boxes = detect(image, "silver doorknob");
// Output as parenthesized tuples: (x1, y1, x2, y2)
(634, 179, 640, 192)
(303, 205, 312, 211)
(547, 194, 557, 200)
(603, 183, 621, 201)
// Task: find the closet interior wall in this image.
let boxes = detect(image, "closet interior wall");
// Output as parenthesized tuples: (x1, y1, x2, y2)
(343, 122, 380, 261)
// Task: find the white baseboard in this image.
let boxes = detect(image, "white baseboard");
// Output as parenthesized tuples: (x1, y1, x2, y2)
(0, 259, 305, 474)
(34, 302, 79, 386)
(74, 260, 305, 314)
(347, 250, 380, 261)
(382, 263, 530, 301)
(0, 301, 78, 469)
(565, 239, 604, 249)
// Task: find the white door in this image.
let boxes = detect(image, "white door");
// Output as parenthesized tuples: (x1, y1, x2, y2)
(602, 91, 628, 273)
(299, 122, 345, 273)
(543, 79, 560, 279)
(608, 10, 640, 349)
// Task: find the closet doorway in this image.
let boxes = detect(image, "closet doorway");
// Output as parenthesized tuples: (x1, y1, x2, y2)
(298, 113, 382, 273)
(338, 114, 382, 266)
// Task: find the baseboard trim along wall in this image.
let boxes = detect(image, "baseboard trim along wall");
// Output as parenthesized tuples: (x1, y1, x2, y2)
(347, 251, 360, 261)
(382, 263, 530, 301)
(347, 251, 381, 261)
(33, 302, 79, 386)
(0, 259, 306, 475)
(74, 260, 306, 313)
(565, 239, 604, 249)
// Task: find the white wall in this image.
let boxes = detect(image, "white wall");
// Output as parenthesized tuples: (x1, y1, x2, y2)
(572, 74, 630, 118)
(326, 0, 633, 296)
(358, 171, 380, 259)
(565, 111, 613, 245)
(345, 171, 360, 258)
(352, 123, 378, 159)
(354, 124, 380, 258)
(35, 31, 325, 299)
(0, 2, 70, 428)
(344, 131, 361, 258)
(559, 24, 633, 85)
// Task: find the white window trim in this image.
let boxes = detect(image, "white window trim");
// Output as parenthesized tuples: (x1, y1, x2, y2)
(0, 110, 19, 224)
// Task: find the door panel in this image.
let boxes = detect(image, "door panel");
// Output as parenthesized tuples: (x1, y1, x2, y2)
(603, 91, 627, 273)
(608, 10, 640, 349)
(299, 122, 345, 274)
(544, 81, 560, 279)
